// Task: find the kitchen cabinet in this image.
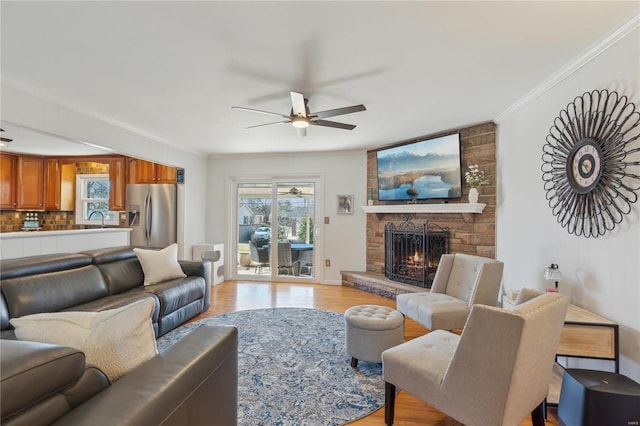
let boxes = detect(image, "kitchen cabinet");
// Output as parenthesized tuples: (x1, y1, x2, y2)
(44, 158, 61, 210)
(60, 156, 125, 211)
(60, 163, 76, 211)
(0, 153, 17, 209)
(109, 156, 126, 211)
(128, 158, 177, 184)
(156, 164, 177, 183)
(17, 156, 44, 210)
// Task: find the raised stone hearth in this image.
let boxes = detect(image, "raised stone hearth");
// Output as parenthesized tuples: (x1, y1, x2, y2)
(341, 271, 428, 300)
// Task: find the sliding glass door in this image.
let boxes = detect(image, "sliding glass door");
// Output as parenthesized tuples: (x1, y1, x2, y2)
(233, 178, 318, 282)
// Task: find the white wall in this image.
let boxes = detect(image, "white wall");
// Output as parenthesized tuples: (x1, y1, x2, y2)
(496, 28, 640, 380)
(1, 85, 208, 259)
(206, 151, 367, 284)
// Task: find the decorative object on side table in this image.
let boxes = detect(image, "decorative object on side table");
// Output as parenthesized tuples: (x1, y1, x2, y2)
(544, 263, 562, 293)
(464, 164, 489, 203)
(541, 89, 640, 238)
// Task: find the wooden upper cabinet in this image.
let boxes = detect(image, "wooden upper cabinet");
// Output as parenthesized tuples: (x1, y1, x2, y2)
(1, 153, 17, 209)
(109, 156, 126, 211)
(128, 158, 177, 184)
(17, 156, 45, 210)
(44, 158, 61, 210)
(156, 164, 177, 183)
(60, 163, 76, 211)
(135, 159, 157, 183)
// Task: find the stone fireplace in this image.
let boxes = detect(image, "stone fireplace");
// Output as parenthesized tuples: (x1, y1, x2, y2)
(342, 121, 497, 299)
(385, 219, 449, 288)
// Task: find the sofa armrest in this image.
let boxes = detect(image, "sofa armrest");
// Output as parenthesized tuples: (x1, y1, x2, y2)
(1, 340, 109, 425)
(179, 260, 211, 311)
(53, 324, 238, 426)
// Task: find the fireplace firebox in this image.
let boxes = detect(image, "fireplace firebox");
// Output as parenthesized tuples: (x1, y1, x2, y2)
(384, 218, 449, 288)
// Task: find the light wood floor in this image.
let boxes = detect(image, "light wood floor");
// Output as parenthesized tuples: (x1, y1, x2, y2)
(196, 280, 559, 425)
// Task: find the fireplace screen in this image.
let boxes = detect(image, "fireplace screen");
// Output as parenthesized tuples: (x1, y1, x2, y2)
(385, 220, 449, 288)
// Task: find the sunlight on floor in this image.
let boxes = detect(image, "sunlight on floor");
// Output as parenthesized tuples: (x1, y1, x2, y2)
(233, 282, 316, 311)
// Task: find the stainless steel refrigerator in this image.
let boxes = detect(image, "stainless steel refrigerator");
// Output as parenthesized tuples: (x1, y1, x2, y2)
(126, 184, 177, 249)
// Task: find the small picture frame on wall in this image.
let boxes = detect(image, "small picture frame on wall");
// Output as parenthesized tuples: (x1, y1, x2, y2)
(337, 194, 354, 215)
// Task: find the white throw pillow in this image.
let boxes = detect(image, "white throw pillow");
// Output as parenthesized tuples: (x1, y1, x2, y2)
(10, 298, 158, 382)
(134, 243, 186, 286)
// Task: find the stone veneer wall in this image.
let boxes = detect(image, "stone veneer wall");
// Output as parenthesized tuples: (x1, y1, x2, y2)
(366, 121, 497, 275)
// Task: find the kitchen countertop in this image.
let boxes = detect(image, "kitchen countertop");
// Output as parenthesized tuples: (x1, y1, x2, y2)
(1, 228, 132, 239)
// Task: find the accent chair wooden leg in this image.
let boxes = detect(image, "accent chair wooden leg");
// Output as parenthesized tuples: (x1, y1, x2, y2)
(385, 382, 396, 425)
(350, 357, 358, 368)
(531, 401, 545, 426)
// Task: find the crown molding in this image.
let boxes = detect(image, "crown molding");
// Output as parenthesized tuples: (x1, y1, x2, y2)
(496, 14, 640, 123)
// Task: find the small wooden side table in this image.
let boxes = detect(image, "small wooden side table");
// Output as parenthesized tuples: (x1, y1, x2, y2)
(502, 294, 619, 404)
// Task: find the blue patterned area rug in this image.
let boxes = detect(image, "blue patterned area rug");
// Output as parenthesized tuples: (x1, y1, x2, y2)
(157, 307, 385, 426)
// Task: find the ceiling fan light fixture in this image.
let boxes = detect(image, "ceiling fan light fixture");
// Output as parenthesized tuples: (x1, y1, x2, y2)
(291, 116, 309, 129)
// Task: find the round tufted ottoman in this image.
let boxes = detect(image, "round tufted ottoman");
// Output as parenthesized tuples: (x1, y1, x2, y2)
(344, 305, 404, 367)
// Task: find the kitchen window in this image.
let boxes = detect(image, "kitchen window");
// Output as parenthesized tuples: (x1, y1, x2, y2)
(75, 174, 119, 226)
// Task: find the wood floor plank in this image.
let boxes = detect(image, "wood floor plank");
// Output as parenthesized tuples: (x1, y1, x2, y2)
(193, 281, 558, 425)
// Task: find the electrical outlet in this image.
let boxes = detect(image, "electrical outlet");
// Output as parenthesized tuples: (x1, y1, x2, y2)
(325, 259, 331, 267)
(324, 216, 330, 224)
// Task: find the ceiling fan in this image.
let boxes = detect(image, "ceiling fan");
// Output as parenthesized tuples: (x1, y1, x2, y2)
(278, 187, 312, 197)
(232, 92, 366, 137)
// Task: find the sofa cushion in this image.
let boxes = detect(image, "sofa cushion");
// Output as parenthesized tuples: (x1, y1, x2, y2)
(0, 339, 110, 425)
(10, 298, 158, 382)
(0, 253, 92, 280)
(134, 244, 186, 286)
(1, 340, 86, 420)
(145, 276, 205, 317)
(1, 266, 109, 321)
(85, 247, 145, 294)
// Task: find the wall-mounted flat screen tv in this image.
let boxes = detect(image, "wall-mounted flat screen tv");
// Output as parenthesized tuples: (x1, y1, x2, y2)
(376, 133, 462, 201)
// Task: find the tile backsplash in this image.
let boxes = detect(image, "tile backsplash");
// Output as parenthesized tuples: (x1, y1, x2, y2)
(0, 210, 128, 233)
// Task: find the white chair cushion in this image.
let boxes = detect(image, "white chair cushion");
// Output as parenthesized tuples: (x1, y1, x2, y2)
(396, 292, 469, 331)
(382, 329, 459, 406)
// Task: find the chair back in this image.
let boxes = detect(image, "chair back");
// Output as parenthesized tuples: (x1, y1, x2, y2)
(249, 241, 269, 263)
(277, 242, 293, 267)
(431, 253, 504, 307)
(439, 292, 569, 425)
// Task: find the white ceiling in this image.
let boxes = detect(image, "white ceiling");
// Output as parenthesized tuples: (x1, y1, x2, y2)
(1, 1, 638, 157)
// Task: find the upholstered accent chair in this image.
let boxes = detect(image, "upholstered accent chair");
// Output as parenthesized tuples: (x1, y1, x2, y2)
(382, 290, 569, 426)
(396, 253, 504, 331)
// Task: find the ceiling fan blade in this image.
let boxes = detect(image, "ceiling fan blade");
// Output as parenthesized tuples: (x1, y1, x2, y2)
(290, 92, 307, 117)
(296, 127, 307, 137)
(310, 120, 356, 130)
(246, 121, 290, 129)
(312, 104, 366, 119)
(232, 106, 290, 119)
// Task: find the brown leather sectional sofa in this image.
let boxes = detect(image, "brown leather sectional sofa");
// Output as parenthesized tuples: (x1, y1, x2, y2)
(0, 246, 238, 425)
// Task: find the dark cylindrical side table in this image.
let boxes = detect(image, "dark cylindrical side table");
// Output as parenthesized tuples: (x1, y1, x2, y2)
(558, 368, 640, 426)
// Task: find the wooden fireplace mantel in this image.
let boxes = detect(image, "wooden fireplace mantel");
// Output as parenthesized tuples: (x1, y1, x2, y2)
(360, 203, 486, 214)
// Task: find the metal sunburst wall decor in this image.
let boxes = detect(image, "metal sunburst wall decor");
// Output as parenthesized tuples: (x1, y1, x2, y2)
(541, 89, 640, 238)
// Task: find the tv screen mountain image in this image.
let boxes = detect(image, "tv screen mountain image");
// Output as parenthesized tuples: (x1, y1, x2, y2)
(376, 133, 462, 201)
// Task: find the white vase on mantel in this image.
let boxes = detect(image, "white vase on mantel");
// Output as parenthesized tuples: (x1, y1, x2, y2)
(468, 187, 479, 204)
